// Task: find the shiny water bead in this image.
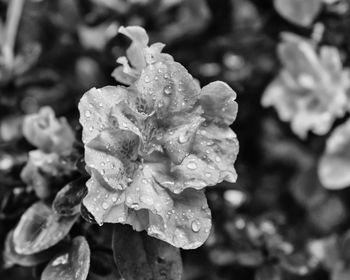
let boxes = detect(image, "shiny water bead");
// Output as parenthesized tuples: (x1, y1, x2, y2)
(187, 162, 197, 170)
(191, 219, 201, 232)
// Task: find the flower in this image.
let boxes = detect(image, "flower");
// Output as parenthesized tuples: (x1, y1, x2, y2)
(23, 106, 75, 155)
(78, 26, 239, 249)
(21, 150, 75, 199)
(318, 118, 350, 189)
(262, 33, 350, 138)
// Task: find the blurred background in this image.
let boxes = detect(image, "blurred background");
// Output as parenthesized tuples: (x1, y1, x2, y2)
(1, 0, 350, 279)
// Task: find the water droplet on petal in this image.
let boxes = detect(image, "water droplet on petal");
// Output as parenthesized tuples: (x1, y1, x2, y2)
(187, 162, 197, 170)
(85, 110, 91, 118)
(215, 156, 221, 162)
(164, 85, 172, 95)
(178, 134, 188, 144)
(191, 219, 201, 232)
(145, 75, 151, 83)
(102, 202, 108, 210)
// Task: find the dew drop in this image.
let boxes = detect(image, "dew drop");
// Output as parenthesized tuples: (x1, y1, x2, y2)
(164, 85, 172, 95)
(191, 220, 201, 232)
(102, 202, 108, 210)
(178, 134, 188, 144)
(215, 156, 221, 162)
(187, 162, 197, 170)
(85, 110, 91, 118)
(145, 75, 151, 83)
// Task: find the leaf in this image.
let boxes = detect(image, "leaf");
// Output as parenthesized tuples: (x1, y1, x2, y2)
(41, 236, 90, 280)
(274, 0, 322, 27)
(13, 201, 78, 255)
(3, 230, 68, 267)
(88, 250, 122, 280)
(53, 177, 88, 216)
(112, 224, 183, 280)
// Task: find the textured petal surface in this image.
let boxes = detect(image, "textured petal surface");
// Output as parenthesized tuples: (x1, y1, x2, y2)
(78, 86, 128, 144)
(125, 164, 212, 249)
(199, 81, 238, 125)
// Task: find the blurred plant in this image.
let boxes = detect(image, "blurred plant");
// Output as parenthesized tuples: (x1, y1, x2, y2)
(318, 118, 350, 189)
(262, 32, 350, 138)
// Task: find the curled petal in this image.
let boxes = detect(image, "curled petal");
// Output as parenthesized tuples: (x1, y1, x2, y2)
(23, 106, 75, 155)
(83, 169, 128, 225)
(135, 60, 201, 119)
(119, 26, 149, 70)
(199, 81, 238, 125)
(78, 86, 128, 144)
(162, 113, 204, 164)
(192, 124, 239, 183)
(111, 56, 139, 85)
(125, 165, 212, 249)
(318, 119, 350, 189)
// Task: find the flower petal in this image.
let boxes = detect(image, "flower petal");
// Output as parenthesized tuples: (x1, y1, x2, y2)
(192, 124, 239, 183)
(78, 86, 128, 144)
(119, 26, 149, 70)
(125, 164, 212, 249)
(135, 60, 201, 119)
(23, 106, 75, 155)
(199, 81, 238, 125)
(82, 169, 128, 225)
(318, 119, 350, 189)
(162, 112, 204, 164)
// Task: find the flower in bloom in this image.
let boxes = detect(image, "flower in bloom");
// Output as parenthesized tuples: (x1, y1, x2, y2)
(23, 106, 75, 155)
(262, 33, 350, 138)
(79, 26, 239, 249)
(318, 119, 350, 189)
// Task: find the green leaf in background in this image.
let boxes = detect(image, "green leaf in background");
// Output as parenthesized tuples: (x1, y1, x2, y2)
(112, 224, 183, 280)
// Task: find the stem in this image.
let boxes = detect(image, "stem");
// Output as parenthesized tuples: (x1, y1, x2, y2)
(2, 0, 25, 69)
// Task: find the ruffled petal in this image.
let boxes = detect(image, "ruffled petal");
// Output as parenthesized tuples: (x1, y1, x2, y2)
(162, 113, 204, 164)
(82, 169, 128, 225)
(119, 26, 149, 70)
(135, 60, 201, 119)
(199, 81, 238, 125)
(78, 86, 128, 144)
(111, 56, 139, 85)
(192, 123, 239, 183)
(124, 164, 212, 249)
(318, 119, 350, 189)
(85, 129, 139, 190)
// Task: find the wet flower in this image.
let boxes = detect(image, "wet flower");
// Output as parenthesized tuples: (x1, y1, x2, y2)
(262, 33, 350, 138)
(23, 106, 75, 155)
(79, 26, 239, 249)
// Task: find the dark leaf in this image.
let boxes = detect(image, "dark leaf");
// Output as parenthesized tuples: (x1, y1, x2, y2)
(41, 236, 90, 280)
(53, 177, 88, 216)
(3, 230, 69, 267)
(13, 201, 78, 255)
(112, 224, 183, 280)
